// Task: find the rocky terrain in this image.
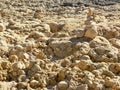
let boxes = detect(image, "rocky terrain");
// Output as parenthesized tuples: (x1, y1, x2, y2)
(0, 0, 120, 90)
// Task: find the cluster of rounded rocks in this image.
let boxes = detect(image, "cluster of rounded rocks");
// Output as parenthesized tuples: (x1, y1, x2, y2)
(0, 1, 120, 90)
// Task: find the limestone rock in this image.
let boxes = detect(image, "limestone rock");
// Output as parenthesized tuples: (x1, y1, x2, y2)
(0, 23, 6, 32)
(18, 75, 26, 82)
(0, 40, 8, 56)
(109, 63, 120, 74)
(30, 80, 40, 89)
(57, 70, 66, 81)
(9, 55, 18, 63)
(77, 60, 92, 70)
(79, 42, 90, 55)
(1, 61, 10, 70)
(102, 25, 119, 39)
(0, 81, 17, 90)
(76, 84, 88, 90)
(17, 82, 27, 89)
(89, 36, 119, 62)
(58, 81, 68, 90)
(48, 22, 65, 33)
(27, 31, 45, 39)
(110, 38, 120, 48)
(12, 62, 25, 71)
(89, 36, 111, 48)
(84, 25, 98, 39)
(49, 39, 72, 58)
(34, 8, 46, 19)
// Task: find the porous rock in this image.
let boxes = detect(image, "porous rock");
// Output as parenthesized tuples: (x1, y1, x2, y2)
(49, 39, 72, 58)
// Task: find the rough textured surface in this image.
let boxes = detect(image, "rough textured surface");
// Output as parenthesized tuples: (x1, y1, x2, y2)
(0, 0, 120, 90)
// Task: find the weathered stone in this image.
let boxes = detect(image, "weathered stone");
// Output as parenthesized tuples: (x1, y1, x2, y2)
(90, 36, 111, 48)
(34, 8, 46, 19)
(58, 81, 68, 90)
(30, 80, 40, 89)
(110, 38, 120, 48)
(0, 23, 6, 32)
(1, 61, 10, 70)
(79, 42, 90, 54)
(76, 84, 88, 90)
(48, 22, 65, 33)
(27, 31, 45, 39)
(17, 82, 27, 89)
(57, 70, 66, 81)
(18, 75, 26, 82)
(12, 62, 25, 71)
(77, 60, 92, 70)
(9, 55, 18, 63)
(84, 25, 98, 39)
(49, 39, 72, 58)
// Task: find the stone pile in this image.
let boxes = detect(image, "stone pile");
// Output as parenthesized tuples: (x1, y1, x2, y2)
(84, 8, 98, 39)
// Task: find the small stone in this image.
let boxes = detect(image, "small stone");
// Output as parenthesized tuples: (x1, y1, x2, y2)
(77, 60, 92, 70)
(8, 19, 16, 25)
(9, 55, 18, 63)
(48, 22, 65, 33)
(85, 22, 98, 39)
(18, 75, 26, 82)
(12, 62, 24, 71)
(61, 59, 71, 67)
(23, 53, 29, 59)
(80, 42, 90, 54)
(30, 80, 39, 88)
(110, 38, 120, 48)
(18, 70, 26, 75)
(0, 23, 6, 32)
(57, 70, 66, 81)
(34, 8, 46, 19)
(1, 61, 10, 70)
(80, 55, 90, 60)
(49, 39, 72, 58)
(36, 51, 46, 59)
(17, 82, 27, 89)
(14, 45, 24, 51)
(27, 31, 45, 39)
(58, 81, 68, 90)
(43, 24, 51, 32)
(31, 64, 41, 72)
(76, 84, 88, 90)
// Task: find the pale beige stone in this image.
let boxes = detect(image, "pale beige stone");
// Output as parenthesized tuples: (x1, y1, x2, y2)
(58, 81, 68, 90)
(0, 23, 6, 32)
(9, 55, 18, 63)
(76, 84, 88, 90)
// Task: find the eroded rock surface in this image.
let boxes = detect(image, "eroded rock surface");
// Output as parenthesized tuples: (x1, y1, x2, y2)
(0, 0, 120, 90)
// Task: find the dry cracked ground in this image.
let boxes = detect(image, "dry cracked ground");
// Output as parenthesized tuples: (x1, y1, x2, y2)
(0, 0, 120, 90)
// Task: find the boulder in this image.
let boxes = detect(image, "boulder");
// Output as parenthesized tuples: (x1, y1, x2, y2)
(89, 36, 119, 62)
